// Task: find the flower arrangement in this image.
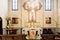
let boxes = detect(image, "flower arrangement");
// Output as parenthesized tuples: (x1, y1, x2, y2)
(6, 17, 13, 29)
(6, 17, 11, 26)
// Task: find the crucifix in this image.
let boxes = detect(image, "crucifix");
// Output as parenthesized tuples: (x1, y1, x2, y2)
(23, 0, 42, 22)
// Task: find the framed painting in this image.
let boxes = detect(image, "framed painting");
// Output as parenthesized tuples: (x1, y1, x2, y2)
(45, 17, 51, 24)
(12, 18, 18, 24)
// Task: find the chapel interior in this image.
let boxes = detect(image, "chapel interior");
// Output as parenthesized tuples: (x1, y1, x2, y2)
(0, 0, 60, 40)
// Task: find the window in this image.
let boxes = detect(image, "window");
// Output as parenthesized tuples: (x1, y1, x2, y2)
(44, 0, 52, 11)
(12, 0, 18, 11)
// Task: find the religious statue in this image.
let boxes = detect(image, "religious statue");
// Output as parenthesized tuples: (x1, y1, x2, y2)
(23, 0, 42, 22)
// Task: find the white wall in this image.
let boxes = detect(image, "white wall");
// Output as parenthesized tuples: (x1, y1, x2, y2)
(0, 0, 8, 28)
(58, 0, 60, 16)
(58, 0, 60, 27)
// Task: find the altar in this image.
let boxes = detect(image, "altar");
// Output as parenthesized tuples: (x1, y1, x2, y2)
(22, 28, 43, 39)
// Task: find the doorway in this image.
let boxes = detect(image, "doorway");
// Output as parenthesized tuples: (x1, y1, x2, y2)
(0, 17, 3, 34)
